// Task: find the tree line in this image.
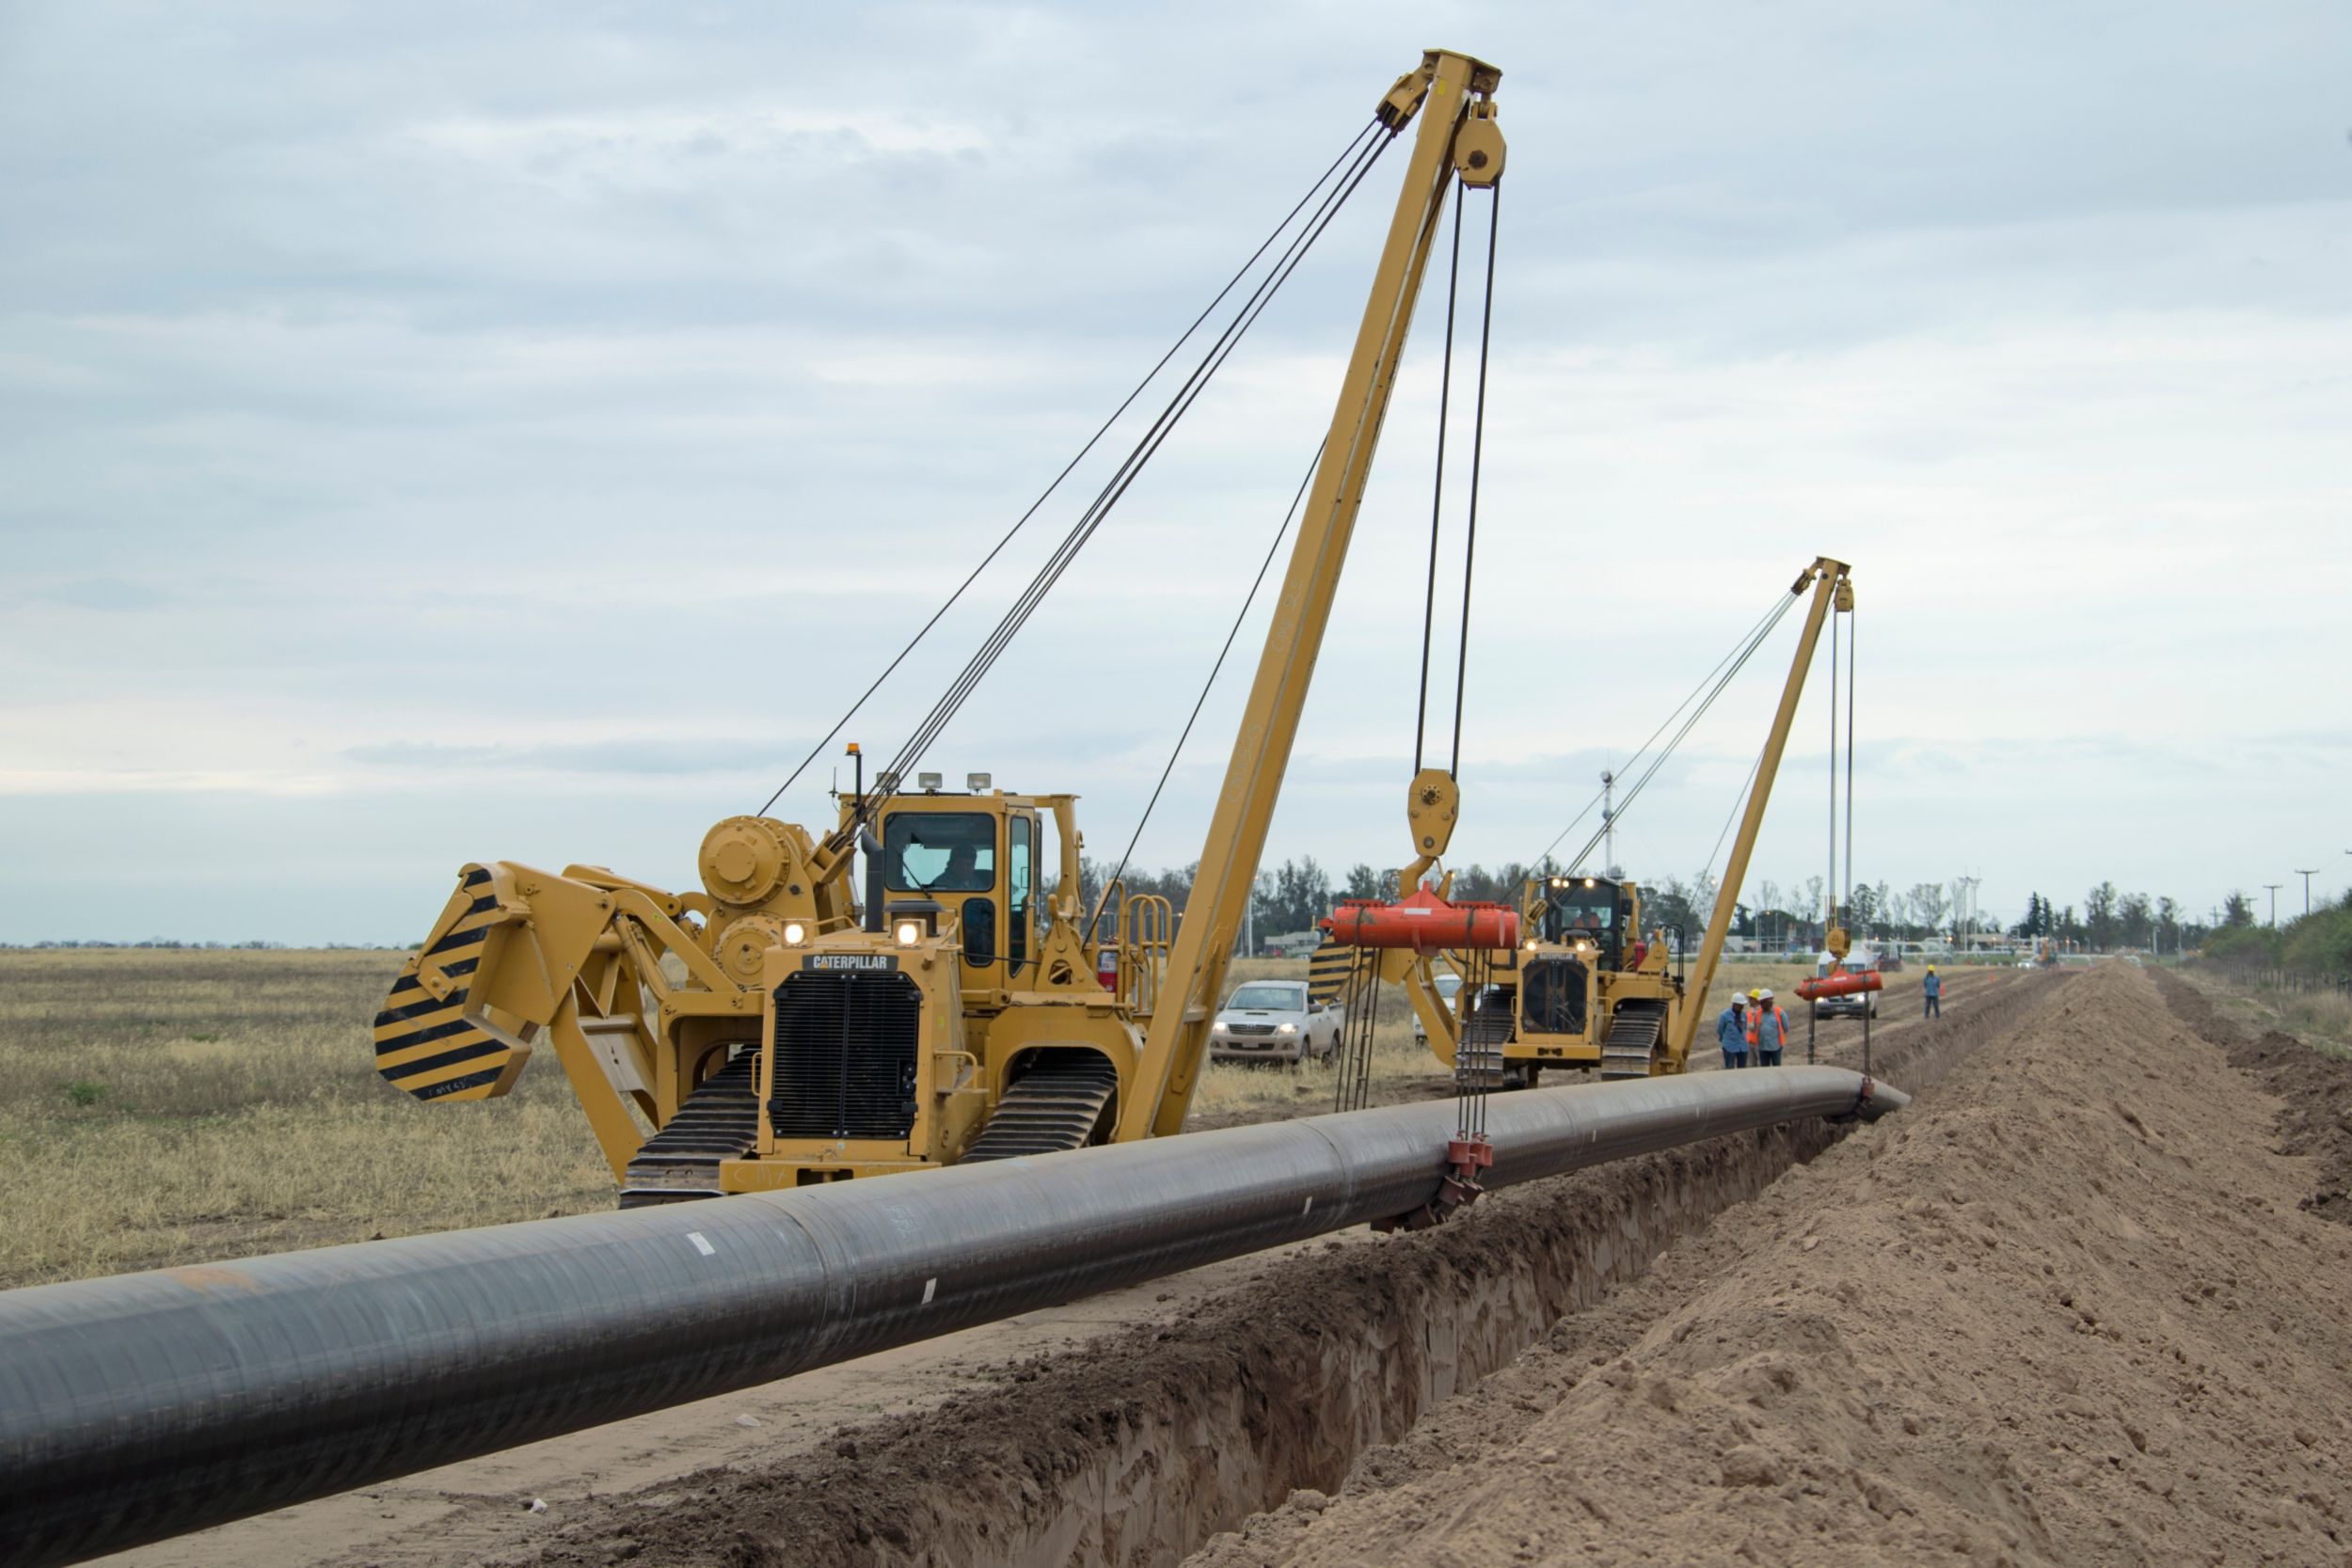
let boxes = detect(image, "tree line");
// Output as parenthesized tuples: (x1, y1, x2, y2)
(2194, 888, 2352, 975)
(1063, 857, 2350, 967)
(1058, 856, 1985, 953)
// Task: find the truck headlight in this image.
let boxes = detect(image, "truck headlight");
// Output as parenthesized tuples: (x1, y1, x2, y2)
(1277, 1022, 1297, 1035)
(1211, 1022, 1229, 1037)
(782, 921, 808, 946)
(894, 919, 923, 947)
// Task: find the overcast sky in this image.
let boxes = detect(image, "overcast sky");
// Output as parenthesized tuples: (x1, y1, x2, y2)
(3, 1, 2347, 944)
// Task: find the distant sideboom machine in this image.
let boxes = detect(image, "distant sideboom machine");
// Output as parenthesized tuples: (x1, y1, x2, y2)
(373, 49, 1513, 1203)
(1333, 558, 1857, 1085)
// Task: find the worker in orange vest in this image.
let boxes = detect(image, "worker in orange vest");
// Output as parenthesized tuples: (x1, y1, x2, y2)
(1746, 987, 1789, 1067)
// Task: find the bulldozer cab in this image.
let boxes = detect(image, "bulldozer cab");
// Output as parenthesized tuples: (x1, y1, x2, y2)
(872, 790, 1042, 997)
(1534, 874, 1638, 973)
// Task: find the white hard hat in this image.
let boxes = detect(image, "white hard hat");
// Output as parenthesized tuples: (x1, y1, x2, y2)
(1756, 987, 1773, 1000)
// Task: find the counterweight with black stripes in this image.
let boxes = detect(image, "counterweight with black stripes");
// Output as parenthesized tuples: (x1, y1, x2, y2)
(375, 49, 1511, 1200)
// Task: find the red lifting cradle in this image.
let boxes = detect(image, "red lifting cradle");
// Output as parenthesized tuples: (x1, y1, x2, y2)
(1795, 969, 1883, 1001)
(1323, 886, 1520, 951)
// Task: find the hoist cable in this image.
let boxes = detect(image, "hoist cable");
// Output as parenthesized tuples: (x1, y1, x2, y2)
(1448, 180, 1501, 780)
(851, 125, 1396, 832)
(850, 122, 1387, 819)
(755, 119, 1381, 817)
(1704, 739, 1769, 888)
(1527, 585, 1797, 869)
(1411, 183, 1466, 775)
(1089, 436, 1328, 936)
(1844, 601, 1857, 916)
(1556, 589, 1803, 875)
(869, 127, 1389, 815)
(1827, 609, 1839, 927)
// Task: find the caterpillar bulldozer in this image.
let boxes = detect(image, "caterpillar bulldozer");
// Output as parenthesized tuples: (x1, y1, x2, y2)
(373, 47, 1511, 1202)
(1328, 557, 1857, 1086)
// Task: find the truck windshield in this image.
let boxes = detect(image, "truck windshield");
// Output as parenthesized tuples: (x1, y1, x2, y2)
(1229, 984, 1305, 1011)
(884, 812, 996, 893)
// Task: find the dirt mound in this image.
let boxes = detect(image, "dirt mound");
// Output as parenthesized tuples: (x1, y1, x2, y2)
(1195, 965, 2352, 1567)
(2156, 969, 2352, 1225)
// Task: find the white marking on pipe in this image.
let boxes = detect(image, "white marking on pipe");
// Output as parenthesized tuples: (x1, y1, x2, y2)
(686, 1232, 716, 1257)
(922, 1276, 937, 1305)
(1302, 1196, 1314, 1215)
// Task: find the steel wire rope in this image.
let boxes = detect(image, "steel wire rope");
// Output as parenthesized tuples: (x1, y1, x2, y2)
(1411, 183, 1466, 774)
(1526, 585, 1798, 870)
(855, 126, 1397, 828)
(1446, 180, 1502, 780)
(1555, 589, 1804, 875)
(1844, 601, 1857, 923)
(1827, 607, 1839, 929)
(1704, 739, 1770, 884)
(1087, 436, 1329, 938)
(867, 132, 1385, 817)
(755, 119, 1381, 817)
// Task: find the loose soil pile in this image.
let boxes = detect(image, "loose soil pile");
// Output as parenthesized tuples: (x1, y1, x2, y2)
(1193, 965, 2352, 1567)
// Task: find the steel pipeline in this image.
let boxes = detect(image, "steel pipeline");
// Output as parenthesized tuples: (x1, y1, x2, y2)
(0, 1065, 1904, 1568)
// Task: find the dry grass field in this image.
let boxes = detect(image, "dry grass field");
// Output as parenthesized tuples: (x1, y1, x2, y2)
(0, 949, 612, 1289)
(0, 950, 1454, 1288)
(0, 946, 1945, 1291)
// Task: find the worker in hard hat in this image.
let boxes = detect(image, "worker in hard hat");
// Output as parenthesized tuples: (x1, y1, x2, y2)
(1716, 990, 1749, 1070)
(1922, 964, 1942, 1019)
(1746, 987, 1788, 1067)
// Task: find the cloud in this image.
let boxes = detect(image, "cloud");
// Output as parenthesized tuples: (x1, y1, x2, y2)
(1, 3, 2347, 940)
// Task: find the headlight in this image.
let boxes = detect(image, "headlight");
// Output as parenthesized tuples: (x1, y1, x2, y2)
(1575, 941, 1592, 954)
(893, 919, 923, 947)
(782, 921, 808, 946)
(1277, 1022, 1297, 1035)
(1211, 1022, 1229, 1037)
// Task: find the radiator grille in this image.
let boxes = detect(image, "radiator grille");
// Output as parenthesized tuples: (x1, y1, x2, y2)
(769, 972, 921, 1140)
(1520, 956, 1589, 1037)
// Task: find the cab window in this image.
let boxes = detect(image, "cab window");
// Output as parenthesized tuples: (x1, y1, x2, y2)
(884, 812, 996, 893)
(1007, 816, 1033, 973)
(1546, 889, 1616, 942)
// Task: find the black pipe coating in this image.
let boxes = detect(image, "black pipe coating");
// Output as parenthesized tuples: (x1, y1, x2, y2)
(0, 1065, 1904, 1568)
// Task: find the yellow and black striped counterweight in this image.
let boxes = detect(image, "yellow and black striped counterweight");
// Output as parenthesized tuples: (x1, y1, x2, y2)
(373, 867, 528, 1101)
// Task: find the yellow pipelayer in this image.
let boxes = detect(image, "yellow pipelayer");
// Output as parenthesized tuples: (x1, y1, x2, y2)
(1380, 558, 1858, 1086)
(376, 50, 1511, 1202)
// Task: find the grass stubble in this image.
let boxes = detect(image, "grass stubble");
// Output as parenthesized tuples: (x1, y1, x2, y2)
(0, 948, 1943, 1290)
(0, 949, 612, 1288)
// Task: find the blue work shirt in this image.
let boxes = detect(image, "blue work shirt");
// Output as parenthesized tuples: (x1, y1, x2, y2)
(1922, 972, 1942, 997)
(1716, 1006, 1746, 1052)
(1751, 1005, 1788, 1053)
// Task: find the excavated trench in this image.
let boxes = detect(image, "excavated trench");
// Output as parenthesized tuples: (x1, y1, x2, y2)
(533, 974, 2053, 1568)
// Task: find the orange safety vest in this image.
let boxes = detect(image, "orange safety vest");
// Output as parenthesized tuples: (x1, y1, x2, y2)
(1745, 1004, 1788, 1048)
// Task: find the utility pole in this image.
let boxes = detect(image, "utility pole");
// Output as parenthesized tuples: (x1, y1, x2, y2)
(1599, 769, 1616, 877)
(2263, 883, 2283, 927)
(2294, 868, 2319, 917)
